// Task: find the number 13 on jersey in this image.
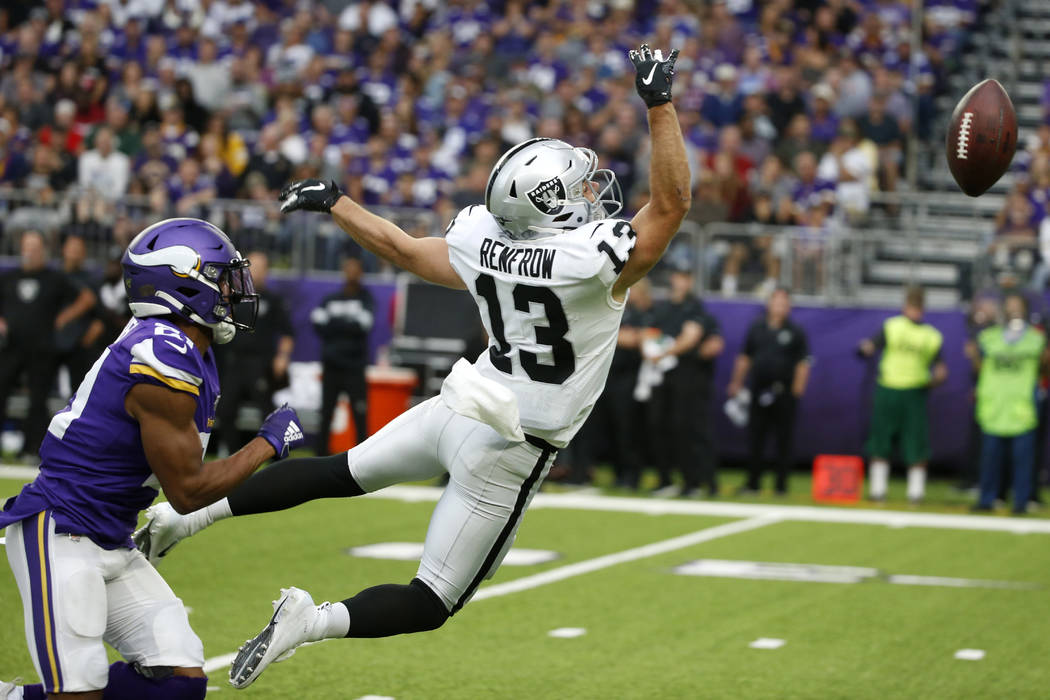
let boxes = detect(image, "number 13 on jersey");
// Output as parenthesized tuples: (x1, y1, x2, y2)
(475, 274, 575, 385)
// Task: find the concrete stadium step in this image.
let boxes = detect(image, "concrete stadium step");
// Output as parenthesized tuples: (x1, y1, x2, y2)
(1015, 82, 1045, 100)
(907, 191, 1006, 217)
(877, 238, 982, 262)
(1018, 103, 1044, 123)
(1019, 40, 1050, 58)
(858, 285, 961, 309)
(866, 260, 960, 286)
(922, 169, 1016, 196)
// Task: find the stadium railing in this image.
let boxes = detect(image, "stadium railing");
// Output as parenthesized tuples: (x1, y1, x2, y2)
(0, 188, 994, 306)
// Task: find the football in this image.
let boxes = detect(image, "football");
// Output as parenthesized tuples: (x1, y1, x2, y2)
(945, 78, 1018, 197)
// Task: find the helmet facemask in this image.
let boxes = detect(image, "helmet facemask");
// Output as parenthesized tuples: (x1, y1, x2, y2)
(567, 147, 623, 224)
(197, 259, 258, 344)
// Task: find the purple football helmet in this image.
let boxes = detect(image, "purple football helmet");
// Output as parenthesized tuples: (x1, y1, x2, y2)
(121, 218, 258, 343)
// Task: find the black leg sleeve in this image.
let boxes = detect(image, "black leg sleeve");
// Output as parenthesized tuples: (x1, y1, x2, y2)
(341, 578, 449, 638)
(226, 453, 365, 516)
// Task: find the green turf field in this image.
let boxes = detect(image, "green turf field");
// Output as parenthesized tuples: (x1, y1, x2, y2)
(2, 473, 1049, 699)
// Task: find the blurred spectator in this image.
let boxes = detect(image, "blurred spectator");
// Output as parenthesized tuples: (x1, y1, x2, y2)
(646, 263, 720, 498)
(728, 288, 811, 495)
(248, 124, 294, 192)
(969, 294, 1049, 514)
(791, 151, 836, 220)
(96, 256, 130, 342)
(56, 234, 103, 391)
(808, 83, 840, 146)
(78, 126, 130, 200)
(766, 66, 807, 137)
(608, 278, 658, 490)
(857, 286, 947, 504)
(0, 232, 94, 460)
(311, 257, 374, 455)
(702, 64, 744, 129)
(185, 37, 231, 113)
(167, 156, 216, 217)
(857, 93, 903, 193)
(706, 125, 755, 222)
(992, 190, 1042, 288)
(776, 115, 825, 174)
(817, 119, 877, 223)
(833, 51, 874, 119)
(216, 251, 295, 457)
(89, 95, 142, 156)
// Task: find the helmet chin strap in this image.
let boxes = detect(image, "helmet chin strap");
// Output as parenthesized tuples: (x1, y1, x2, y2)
(155, 289, 237, 344)
(211, 321, 237, 344)
(188, 309, 237, 344)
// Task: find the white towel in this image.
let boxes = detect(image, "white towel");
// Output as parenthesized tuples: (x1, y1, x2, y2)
(440, 358, 526, 442)
(633, 337, 678, 402)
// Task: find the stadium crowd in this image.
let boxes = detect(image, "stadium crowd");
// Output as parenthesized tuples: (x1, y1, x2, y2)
(4, 0, 1039, 512)
(0, 0, 982, 287)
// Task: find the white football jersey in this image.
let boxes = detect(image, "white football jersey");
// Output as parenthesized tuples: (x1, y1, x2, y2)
(445, 205, 636, 447)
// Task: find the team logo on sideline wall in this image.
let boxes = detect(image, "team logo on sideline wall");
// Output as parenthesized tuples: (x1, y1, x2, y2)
(527, 177, 566, 215)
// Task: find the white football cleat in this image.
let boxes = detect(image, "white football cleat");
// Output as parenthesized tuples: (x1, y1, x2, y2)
(229, 587, 317, 689)
(133, 502, 191, 564)
(1, 678, 23, 700)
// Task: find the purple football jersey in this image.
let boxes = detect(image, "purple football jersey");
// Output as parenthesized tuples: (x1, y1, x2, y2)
(0, 317, 220, 549)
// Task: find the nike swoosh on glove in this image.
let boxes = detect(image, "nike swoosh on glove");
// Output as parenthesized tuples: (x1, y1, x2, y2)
(257, 403, 305, 459)
(628, 43, 679, 109)
(279, 179, 343, 214)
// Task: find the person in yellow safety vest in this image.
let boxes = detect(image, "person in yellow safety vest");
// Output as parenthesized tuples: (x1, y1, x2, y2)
(857, 286, 948, 503)
(966, 293, 1050, 514)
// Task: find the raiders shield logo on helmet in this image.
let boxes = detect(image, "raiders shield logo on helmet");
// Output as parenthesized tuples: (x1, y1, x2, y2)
(527, 177, 566, 215)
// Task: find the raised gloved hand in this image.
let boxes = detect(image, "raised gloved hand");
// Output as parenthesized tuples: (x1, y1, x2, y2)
(279, 179, 343, 214)
(257, 403, 305, 459)
(628, 44, 679, 109)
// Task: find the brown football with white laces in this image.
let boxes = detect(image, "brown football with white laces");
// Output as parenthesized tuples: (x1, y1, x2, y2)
(946, 79, 1017, 197)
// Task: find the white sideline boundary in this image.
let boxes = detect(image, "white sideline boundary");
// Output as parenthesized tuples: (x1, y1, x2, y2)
(4, 465, 1050, 533)
(2, 465, 1050, 537)
(365, 485, 1050, 535)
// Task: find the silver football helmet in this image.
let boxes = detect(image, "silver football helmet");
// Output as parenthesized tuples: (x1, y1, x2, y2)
(485, 137, 622, 239)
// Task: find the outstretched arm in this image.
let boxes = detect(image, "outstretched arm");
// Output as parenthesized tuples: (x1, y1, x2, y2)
(614, 45, 692, 299)
(126, 385, 304, 513)
(280, 180, 466, 290)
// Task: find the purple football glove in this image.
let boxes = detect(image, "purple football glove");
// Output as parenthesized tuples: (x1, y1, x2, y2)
(257, 403, 305, 459)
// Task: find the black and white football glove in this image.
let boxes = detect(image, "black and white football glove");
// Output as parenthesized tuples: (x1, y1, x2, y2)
(279, 178, 343, 214)
(628, 44, 679, 109)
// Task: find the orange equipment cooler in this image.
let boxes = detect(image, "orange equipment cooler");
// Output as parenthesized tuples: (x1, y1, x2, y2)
(811, 454, 864, 504)
(366, 365, 418, 436)
(327, 366, 418, 454)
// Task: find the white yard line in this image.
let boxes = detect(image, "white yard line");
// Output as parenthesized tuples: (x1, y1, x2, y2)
(472, 515, 778, 601)
(203, 652, 238, 673)
(0, 465, 44, 481)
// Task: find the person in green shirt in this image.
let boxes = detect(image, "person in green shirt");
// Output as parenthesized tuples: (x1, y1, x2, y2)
(967, 294, 1049, 514)
(858, 286, 948, 503)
